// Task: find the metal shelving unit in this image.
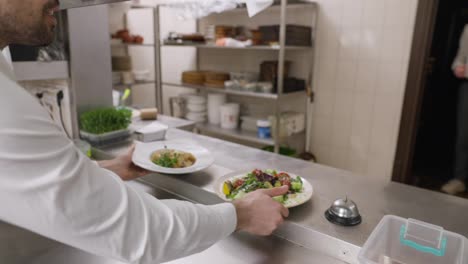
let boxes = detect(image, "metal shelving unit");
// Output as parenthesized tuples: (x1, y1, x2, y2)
(162, 43, 312, 51)
(142, 0, 317, 153)
(163, 82, 307, 100)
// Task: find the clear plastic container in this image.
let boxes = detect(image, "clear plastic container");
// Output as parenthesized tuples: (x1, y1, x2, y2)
(80, 129, 131, 146)
(358, 215, 465, 264)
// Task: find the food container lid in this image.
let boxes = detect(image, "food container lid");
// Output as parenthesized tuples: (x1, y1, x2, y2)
(257, 119, 271, 127)
(358, 215, 466, 264)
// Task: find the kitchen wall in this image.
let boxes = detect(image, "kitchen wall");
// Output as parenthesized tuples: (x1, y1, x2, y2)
(309, 0, 418, 182)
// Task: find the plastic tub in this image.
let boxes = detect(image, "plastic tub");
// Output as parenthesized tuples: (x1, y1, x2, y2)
(220, 103, 240, 129)
(358, 215, 465, 264)
(257, 119, 271, 139)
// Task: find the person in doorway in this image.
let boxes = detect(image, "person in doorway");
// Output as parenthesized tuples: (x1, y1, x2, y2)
(0, 1, 289, 263)
(442, 25, 468, 195)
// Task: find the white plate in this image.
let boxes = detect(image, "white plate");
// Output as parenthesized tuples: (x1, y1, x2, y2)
(132, 140, 214, 174)
(214, 170, 313, 208)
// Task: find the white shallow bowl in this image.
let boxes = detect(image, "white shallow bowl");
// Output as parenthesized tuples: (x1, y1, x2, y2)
(214, 170, 313, 208)
(132, 140, 214, 174)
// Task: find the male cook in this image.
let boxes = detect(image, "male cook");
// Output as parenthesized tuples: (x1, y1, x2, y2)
(0, 1, 289, 263)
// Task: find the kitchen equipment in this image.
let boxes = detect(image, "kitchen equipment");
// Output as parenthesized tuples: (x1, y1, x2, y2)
(132, 140, 215, 175)
(112, 72, 122, 85)
(121, 71, 134, 85)
(182, 71, 206, 85)
(140, 108, 158, 120)
(204, 71, 230, 88)
(186, 112, 207, 122)
(257, 119, 271, 139)
(257, 82, 273, 93)
(220, 103, 240, 129)
(260, 61, 291, 83)
(229, 72, 259, 85)
(133, 70, 150, 82)
(112, 90, 120, 107)
(112, 56, 132, 72)
(214, 170, 313, 208)
(207, 93, 227, 125)
(325, 197, 362, 226)
(358, 215, 465, 264)
(242, 83, 258, 93)
(80, 129, 132, 146)
(135, 122, 168, 142)
(259, 25, 312, 46)
(269, 112, 306, 138)
(240, 116, 261, 132)
(215, 25, 235, 40)
(186, 103, 207, 112)
(250, 29, 263, 45)
(60, 0, 128, 10)
(184, 94, 206, 105)
(170, 97, 186, 118)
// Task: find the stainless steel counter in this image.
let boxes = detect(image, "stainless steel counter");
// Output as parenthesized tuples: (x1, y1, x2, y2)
(95, 128, 468, 264)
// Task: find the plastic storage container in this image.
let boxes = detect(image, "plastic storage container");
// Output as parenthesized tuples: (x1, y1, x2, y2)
(358, 215, 465, 264)
(257, 119, 271, 139)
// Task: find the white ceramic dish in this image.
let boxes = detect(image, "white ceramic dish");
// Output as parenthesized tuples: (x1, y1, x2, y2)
(186, 103, 207, 112)
(214, 170, 313, 208)
(132, 140, 214, 174)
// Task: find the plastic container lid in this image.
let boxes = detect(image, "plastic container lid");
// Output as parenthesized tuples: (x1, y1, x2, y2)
(358, 215, 465, 264)
(257, 119, 271, 127)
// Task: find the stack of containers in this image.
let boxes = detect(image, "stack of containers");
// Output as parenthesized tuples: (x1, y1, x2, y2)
(184, 94, 207, 122)
(220, 103, 240, 129)
(207, 94, 227, 125)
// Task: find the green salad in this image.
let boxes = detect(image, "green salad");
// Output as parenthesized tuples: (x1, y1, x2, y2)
(223, 169, 303, 204)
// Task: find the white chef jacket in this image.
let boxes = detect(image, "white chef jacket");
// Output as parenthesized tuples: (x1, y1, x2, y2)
(0, 50, 236, 264)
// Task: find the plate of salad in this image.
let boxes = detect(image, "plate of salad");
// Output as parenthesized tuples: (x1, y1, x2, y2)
(215, 169, 313, 208)
(132, 140, 214, 174)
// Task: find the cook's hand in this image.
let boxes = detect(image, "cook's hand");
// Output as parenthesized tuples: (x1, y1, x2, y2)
(98, 145, 149, 181)
(455, 65, 466, 79)
(233, 186, 289, 236)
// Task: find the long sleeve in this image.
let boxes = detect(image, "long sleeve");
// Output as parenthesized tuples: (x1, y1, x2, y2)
(0, 72, 236, 264)
(453, 25, 468, 70)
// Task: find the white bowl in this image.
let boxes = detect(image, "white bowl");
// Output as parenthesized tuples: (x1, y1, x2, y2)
(187, 103, 207, 112)
(185, 95, 206, 104)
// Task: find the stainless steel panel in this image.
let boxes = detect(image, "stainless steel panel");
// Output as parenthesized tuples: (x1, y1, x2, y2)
(67, 5, 113, 115)
(60, 0, 129, 10)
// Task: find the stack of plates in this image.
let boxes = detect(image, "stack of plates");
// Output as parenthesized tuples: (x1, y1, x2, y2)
(184, 94, 207, 122)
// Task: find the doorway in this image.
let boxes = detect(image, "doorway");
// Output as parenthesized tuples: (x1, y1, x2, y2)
(393, 0, 468, 194)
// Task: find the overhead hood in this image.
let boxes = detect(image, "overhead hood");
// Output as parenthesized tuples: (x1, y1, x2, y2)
(60, 0, 129, 10)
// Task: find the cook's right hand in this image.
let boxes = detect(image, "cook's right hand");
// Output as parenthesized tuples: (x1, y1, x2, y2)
(455, 65, 466, 79)
(233, 186, 289, 236)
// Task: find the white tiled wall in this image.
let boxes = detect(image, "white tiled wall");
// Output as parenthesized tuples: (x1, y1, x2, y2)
(310, 0, 418, 182)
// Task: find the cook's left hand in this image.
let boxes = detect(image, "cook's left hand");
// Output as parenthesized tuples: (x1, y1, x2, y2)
(98, 145, 149, 181)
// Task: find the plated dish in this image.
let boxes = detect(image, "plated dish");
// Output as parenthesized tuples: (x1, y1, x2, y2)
(151, 148, 196, 168)
(215, 169, 313, 208)
(132, 141, 214, 174)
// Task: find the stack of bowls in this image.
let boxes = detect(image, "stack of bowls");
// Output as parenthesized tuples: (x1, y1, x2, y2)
(184, 94, 207, 122)
(207, 93, 227, 125)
